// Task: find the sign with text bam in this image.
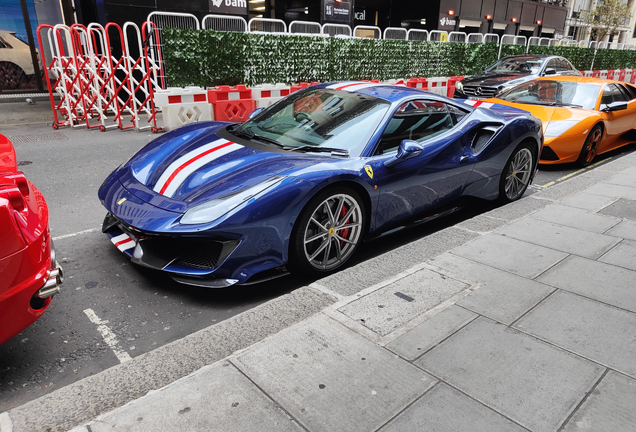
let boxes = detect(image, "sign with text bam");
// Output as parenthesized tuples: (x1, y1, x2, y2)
(209, 0, 247, 15)
(324, 0, 352, 23)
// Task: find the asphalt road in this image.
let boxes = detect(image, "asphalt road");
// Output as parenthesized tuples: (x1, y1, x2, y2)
(0, 122, 634, 412)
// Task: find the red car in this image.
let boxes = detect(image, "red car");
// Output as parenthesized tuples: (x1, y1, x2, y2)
(0, 134, 62, 345)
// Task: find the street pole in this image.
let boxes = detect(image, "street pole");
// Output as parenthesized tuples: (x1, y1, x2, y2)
(19, 0, 44, 92)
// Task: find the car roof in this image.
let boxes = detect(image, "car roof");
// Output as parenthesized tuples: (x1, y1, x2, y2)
(500, 54, 552, 60)
(534, 76, 624, 86)
(314, 82, 450, 103)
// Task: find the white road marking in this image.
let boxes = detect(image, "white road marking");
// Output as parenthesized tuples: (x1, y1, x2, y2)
(53, 227, 99, 241)
(83, 308, 132, 363)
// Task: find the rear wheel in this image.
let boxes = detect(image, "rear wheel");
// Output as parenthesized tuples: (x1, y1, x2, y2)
(290, 187, 365, 276)
(576, 125, 602, 167)
(0, 62, 27, 91)
(499, 142, 534, 203)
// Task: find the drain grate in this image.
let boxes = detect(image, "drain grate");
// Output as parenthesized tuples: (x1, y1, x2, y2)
(9, 133, 70, 143)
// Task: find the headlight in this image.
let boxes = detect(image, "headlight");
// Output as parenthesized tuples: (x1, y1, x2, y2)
(455, 81, 463, 91)
(180, 177, 285, 225)
(544, 120, 579, 137)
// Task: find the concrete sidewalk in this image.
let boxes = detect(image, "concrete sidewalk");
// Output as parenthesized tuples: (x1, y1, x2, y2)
(3, 151, 636, 431)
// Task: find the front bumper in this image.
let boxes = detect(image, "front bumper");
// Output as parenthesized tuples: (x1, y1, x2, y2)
(103, 213, 244, 287)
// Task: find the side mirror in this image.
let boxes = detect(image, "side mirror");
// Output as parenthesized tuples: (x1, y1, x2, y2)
(248, 107, 264, 119)
(384, 140, 424, 168)
(602, 101, 628, 112)
(543, 68, 557, 76)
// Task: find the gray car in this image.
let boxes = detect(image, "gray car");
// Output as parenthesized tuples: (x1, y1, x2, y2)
(454, 54, 582, 99)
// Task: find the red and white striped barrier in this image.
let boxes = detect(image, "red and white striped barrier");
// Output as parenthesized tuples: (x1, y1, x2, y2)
(207, 85, 256, 122)
(250, 84, 291, 108)
(426, 77, 449, 96)
(154, 87, 212, 131)
(406, 78, 427, 89)
(599, 70, 609, 80)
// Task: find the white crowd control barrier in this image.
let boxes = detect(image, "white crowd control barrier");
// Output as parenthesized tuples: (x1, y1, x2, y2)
(154, 87, 212, 130)
(289, 21, 321, 35)
(249, 18, 286, 34)
(202, 14, 247, 32)
(407, 29, 428, 41)
(354, 25, 381, 39)
(322, 23, 352, 37)
(250, 84, 291, 108)
(448, 32, 467, 43)
(383, 27, 407, 40)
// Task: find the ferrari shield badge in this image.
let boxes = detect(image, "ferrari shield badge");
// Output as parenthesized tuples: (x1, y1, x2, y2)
(364, 165, 373, 179)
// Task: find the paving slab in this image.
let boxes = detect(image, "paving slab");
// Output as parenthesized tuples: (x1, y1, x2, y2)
(537, 255, 636, 314)
(379, 383, 527, 432)
(417, 317, 605, 432)
(562, 371, 636, 432)
(456, 214, 509, 233)
(604, 219, 636, 241)
(232, 314, 436, 432)
(385, 305, 477, 360)
(585, 183, 636, 200)
(87, 362, 303, 432)
(337, 268, 470, 336)
(496, 217, 620, 259)
(429, 253, 555, 324)
(515, 290, 636, 378)
(603, 166, 636, 188)
(599, 239, 636, 271)
(598, 198, 636, 220)
(483, 196, 550, 220)
(559, 191, 617, 211)
(537, 169, 613, 200)
(452, 234, 568, 279)
(530, 203, 621, 233)
(316, 227, 479, 297)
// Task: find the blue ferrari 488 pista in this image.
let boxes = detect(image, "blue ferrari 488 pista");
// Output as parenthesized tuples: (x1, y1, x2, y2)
(99, 82, 542, 287)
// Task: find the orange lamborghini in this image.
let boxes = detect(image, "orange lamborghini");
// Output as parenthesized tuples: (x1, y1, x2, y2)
(485, 76, 636, 166)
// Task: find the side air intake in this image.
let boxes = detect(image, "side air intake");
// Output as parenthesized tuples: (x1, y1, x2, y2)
(472, 125, 502, 153)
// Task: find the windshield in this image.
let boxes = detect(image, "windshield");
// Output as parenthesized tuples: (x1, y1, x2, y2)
(232, 88, 390, 156)
(498, 80, 601, 110)
(485, 57, 545, 75)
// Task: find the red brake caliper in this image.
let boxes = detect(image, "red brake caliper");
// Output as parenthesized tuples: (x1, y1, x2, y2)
(339, 204, 350, 248)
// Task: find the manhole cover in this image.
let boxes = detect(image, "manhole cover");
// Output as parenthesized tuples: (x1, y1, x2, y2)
(17, 161, 32, 166)
(9, 133, 70, 143)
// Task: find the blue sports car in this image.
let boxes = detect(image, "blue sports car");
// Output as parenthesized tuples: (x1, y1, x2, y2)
(99, 82, 542, 287)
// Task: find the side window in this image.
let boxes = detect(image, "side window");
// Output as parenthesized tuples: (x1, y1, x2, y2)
(601, 84, 629, 106)
(621, 83, 636, 100)
(0, 38, 8, 49)
(545, 59, 558, 72)
(375, 100, 453, 155)
(557, 59, 573, 72)
(447, 103, 469, 124)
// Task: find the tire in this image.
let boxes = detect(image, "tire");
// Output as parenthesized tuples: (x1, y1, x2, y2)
(289, 187, 366, 276)
(499, 142, 535, 203)
(0, 62, 27, 91)
(576, 124, 602, 167)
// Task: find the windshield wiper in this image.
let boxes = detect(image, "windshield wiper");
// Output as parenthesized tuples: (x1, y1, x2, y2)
(230, 127, 285, 148)
(288, 145, 350, 156)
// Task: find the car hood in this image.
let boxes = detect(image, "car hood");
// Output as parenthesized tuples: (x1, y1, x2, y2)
(463, 73, 534, 88)
(117, 123, 324, 212)
(484, 99, 594, 132)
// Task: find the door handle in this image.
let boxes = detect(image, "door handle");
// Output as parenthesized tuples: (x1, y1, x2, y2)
(460, 155, 470, 163)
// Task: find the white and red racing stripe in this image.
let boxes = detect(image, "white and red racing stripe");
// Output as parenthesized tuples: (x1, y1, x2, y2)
(463, 100, 494, 109)
(153, 139, 243, 198)
(326, 82, 383, 92)
(110, 233, 135, 252)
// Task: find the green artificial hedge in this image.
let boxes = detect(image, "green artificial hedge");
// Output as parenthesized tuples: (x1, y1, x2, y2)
(162, 28, 636, 87)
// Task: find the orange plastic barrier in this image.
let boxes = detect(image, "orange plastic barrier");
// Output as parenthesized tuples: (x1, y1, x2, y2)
(207, 85, 256, 122)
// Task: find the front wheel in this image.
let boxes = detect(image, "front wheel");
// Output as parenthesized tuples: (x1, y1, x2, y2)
(290, 187, 365, 276)
(499, 143, 534, 203)
(576, 125, 602, 167)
